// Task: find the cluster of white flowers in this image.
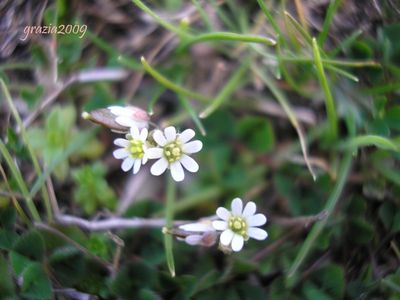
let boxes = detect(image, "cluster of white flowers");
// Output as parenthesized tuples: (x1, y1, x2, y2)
(178, 198, 267, 253)
(85, 106, 268, 254)
(109, 106, 203, 182)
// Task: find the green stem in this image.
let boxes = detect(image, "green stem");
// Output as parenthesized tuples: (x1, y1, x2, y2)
(164, 176, 176, 277)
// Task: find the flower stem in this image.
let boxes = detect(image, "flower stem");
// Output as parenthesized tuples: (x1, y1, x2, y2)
(164, 176, 176, 277)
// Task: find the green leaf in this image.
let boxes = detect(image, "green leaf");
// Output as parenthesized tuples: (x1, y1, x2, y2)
(349, 217, 374, 245)
(49, 246, 85, 286)
(0, 254, 15, 298)
(313, 264, 345, 299)
(0, 204, 16, 229)
(72, 162, 116, 215)
(0, 229, 18, 250)
(10, 252, 33, 276)
(21, 262, 52, 300)
(12, 229, 45, 262)
(238, 116, 275, 153)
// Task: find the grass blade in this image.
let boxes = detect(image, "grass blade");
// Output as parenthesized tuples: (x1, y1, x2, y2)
(336, 135, 400, 152)
(252, 66, 317, 180)
(287, 150, 352, 278)
(312, 38, 338, 141)
(1, 79, 52, 220)
(0, 140, 41, 222)
(199, 57, 250, 118)
(256, 0, 281, 36)
(317, 0, 343, 46)
(183, 32, 276, 48)
(140, 57, 210, 104)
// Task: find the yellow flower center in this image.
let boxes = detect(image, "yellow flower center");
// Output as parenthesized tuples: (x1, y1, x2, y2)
(164, 141, 182, 163)
(228, 216, 248, 238)
(127, 139, 144, 159)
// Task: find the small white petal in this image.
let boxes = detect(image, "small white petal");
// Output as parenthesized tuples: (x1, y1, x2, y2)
(231, 234, 244, 252)
(231, 198, 243, 216)
(146, 148, 163, 159)
(108, 106, 126, 116)
(115, 116, 137, 127)
(153, 130, 167, 146)
(182, 140, 203, 154)
(185, 235, 202, 246)
(247, 227, 268, 240)
(114, 138, 129, 147)
(113, 148, 129, 159)
(216, 207, 230, 221)
(180, 223, 213, 232)
(242, 202, 257, 218)
(212, 220, 228, 231)
(150, 157, 168, 176)
(133, 159, 141, 174)
(220, 229, 234, 246)
(130, 126, 140, 139)
(178, 129, 195, 143)
(164, 126, 177, 142)
(247, 214, 267, 227)
(180, 154, 199, 172)
(140, 128, 148, 141)
(170, 161, 184, 182)
(142, 155, 148, 164)
(121, 157, 134, 171)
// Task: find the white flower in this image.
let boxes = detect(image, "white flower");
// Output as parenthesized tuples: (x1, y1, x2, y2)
(113, 126, 148, 174)
(212, 198, 268, 252)
(178, 221, 217, 247)
(108, 106, 149, 129)
(146, 126, 203, 182)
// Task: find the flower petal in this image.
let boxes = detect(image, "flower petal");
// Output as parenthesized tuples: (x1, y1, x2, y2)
(247, 214, 267, 227)
(140, 128, 148, 141)
(121, 157, 134, 171)
(113, 148, 129, 159)
(220, 229, 234, 246)
(170, 161, 184, 182)
(150, 157, 168, 176)
(212, 220, 227, 231)
(242, 201, 257, 218)
(185, 235, 202, 246)
(108, 106, 126, 116)
(133, 159, 141, 174)
(146, 148, 163, 159)
(179, 129, 195, 143)
(247, 227, 268, 240)
(231, 234, 244, 252)
(115, 116, 136, 127)
(130, 126, 140, 139)
(180, 154, 199, 172)
(216, 207, 230, 221)
(231, 198, 243, 216)
(182, 140, 203, 154)
(164, 126, 177, 142)
(153, 130, 167, 146)
(114, 138, 129, 147)
(180, 223, 213, 232)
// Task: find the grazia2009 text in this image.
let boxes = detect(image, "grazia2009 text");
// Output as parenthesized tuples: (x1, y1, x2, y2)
(20, 24, 87, 41)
